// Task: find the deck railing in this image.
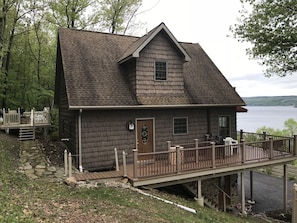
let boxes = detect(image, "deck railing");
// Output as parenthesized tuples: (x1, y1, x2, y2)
(133, 135, 297, 179)
(1, 107, 50, 127)
(3, 109, 20, 125)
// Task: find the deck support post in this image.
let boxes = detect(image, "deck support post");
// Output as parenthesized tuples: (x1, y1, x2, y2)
(240, 171, 247, 217)
(293, 135, 297, 155)
(194, 139, 199, 163)
(195, 179, 204, 207)
(292, 184, 297, 223)
(284, 164, 288, 213)
(249, 171, 255, 203)
(211, 142, 216, 168)
(133, 149, 138, 179)
(269, 137, 273, 159)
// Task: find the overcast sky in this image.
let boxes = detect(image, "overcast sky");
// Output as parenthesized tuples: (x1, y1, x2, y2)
(137, 0, 297, 97)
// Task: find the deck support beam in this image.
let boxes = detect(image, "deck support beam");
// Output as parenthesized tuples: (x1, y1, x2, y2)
(284, 164, 288, 213)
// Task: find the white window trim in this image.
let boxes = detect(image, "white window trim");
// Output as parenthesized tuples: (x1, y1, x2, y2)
(173, 117, 188, 135)
(154, 60, 167, 81)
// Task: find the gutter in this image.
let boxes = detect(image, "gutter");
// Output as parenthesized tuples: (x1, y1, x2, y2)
(69, 103, 246, 110)
(78, 109, 83, 172)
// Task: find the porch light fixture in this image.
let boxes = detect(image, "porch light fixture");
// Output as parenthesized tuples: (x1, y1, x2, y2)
(128, 121, 135, 131)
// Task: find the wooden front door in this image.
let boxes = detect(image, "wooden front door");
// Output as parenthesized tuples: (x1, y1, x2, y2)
(136, 119, 154, 159)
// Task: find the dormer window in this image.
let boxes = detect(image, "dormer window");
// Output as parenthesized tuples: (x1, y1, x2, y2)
(155, 61, 167, 80)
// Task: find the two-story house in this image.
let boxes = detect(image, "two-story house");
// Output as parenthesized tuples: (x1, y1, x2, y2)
(55, 22, 297, 212)
(55, 22, 245, 172)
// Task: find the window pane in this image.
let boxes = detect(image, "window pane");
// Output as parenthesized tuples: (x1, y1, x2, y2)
(174, 118, 188, 134)
(155, 61, 167, 80)
(218, 116, 230, 138)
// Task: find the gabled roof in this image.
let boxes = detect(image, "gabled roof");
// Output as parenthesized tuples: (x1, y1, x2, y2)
(55, 23, 245, 109)
(118, 23, 191, 64)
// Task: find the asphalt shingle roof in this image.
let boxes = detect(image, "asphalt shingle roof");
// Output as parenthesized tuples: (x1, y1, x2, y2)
(56, 24, 245, 108)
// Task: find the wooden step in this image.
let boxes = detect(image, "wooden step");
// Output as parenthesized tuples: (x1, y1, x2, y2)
(19, 128, 35, 141)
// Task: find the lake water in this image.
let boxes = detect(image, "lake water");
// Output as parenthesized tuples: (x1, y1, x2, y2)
(237, 106, 297, 132)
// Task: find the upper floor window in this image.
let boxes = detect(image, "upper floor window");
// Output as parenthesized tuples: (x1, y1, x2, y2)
(155, 61, 167, 80)
(218, 116, 230, 138)
(173, 117, 188, 135)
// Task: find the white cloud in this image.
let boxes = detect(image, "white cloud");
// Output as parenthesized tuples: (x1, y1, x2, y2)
(138, 0, 297, 97)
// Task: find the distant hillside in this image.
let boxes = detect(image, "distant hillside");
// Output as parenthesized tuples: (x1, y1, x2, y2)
(242, 96, 297, 106)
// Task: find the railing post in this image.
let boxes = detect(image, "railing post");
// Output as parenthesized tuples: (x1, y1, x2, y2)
(176, 146, 181, 173)
(240, 129, 243, 142)
(68, 152, 72, 177)
(194, 139, 199, 163)
(241, 139, 246, 163)
(123, 151, 127, 177)
(17, 108, 21, 124)
(133, 149, 138, 179)
(167, 141, 171, 151)
(293, 135, 297, 156)
(114, 148, 119, 171)
(269, 137, 273, 159)
(263, 131, 267, 140)
(2, 108, 5, 124)
(211, 142, 216, 168)
(64, 149, 68, 176)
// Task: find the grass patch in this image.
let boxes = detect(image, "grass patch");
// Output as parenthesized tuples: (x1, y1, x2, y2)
(0, 132, 270, 222)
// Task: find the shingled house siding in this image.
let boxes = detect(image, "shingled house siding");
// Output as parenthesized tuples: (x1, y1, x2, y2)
(80, 107, 215, 170)
(136, 31, 184, 95)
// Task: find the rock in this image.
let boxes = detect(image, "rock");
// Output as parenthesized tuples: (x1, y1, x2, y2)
(24, 168, 35, 175)
(35, 169, 45, 176)
(35, 163, 46, 169)
(26, 173, 38, 179)
(47, 166, 56, 172)
(23, 163, 33, 170)
(65, 177, 77, 187)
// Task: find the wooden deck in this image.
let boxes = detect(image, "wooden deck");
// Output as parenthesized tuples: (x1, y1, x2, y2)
(74, 137, 297, 188)
(1, 108, 51, 130)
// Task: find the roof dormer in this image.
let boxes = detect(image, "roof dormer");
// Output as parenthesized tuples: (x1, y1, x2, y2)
(118, 22, 191, 64)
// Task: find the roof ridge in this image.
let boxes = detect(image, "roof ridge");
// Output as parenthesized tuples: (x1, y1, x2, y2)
(58, 27, 142, 39)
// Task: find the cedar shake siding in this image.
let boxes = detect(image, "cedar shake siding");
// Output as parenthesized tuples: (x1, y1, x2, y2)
(136, 31, 184, 96)
(54, 22, 245, 170)
(79, 107, 234, 170)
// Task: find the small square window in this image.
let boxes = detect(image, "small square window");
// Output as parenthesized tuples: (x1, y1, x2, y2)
(155, 61, 167, 80)
(173, 117, 188, 135)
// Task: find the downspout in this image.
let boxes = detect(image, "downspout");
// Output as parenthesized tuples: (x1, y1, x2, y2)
(78, 109, 83, 172)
